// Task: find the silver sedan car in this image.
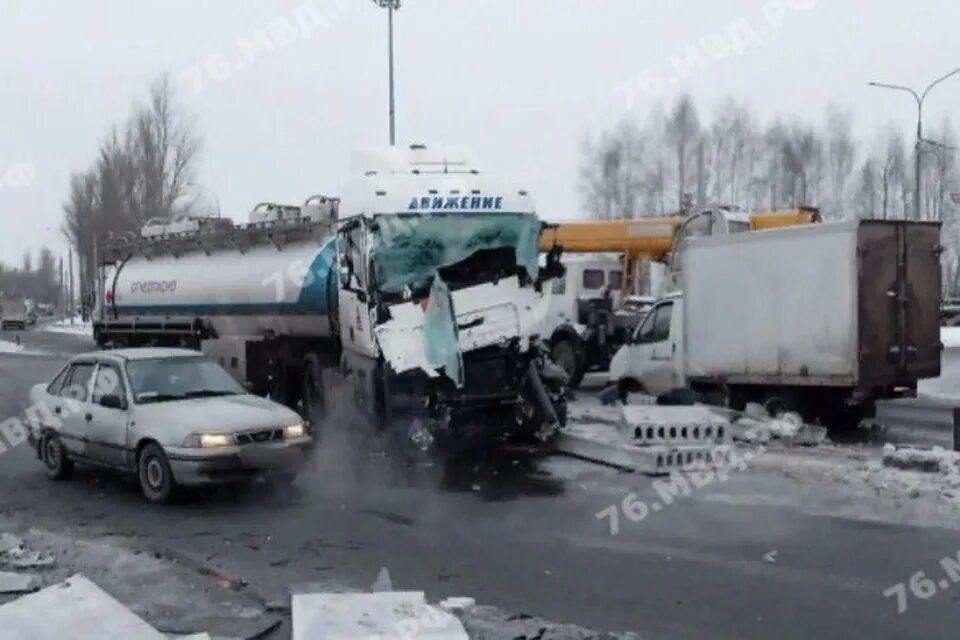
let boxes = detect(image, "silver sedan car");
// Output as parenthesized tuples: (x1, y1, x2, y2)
(27, 348, 312, 503)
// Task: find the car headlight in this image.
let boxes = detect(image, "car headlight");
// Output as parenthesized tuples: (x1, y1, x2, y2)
(182, 433, 233, 448)
(283, 423, 306, 439)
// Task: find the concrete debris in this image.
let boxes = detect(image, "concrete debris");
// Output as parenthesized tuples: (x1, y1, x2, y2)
(724, 405, 827, 447)
(0, 533, 56, 570)
(292, 590, 468, 639)
(554, 423, 728, 475)
(461, 604, 640, 640)
(439, 597, 475, 613)
(371, 566, 394, 592)
(0, 574, 167, 640)
(620, 405, 730, 446)
(0, 571, 38, 595)
(0, 533, 24, 555)
(882, 444, 960, 474)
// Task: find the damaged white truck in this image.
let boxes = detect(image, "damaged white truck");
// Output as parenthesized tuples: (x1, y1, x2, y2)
(94, 146, 567, 448)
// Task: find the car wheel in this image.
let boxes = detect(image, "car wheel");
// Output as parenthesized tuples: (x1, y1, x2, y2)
(41, 433, 73, 480)
(138, 443, 175, 504)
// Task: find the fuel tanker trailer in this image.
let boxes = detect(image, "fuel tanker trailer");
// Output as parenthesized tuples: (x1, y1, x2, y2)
(95, 145, 568, 446)
(94, 197, 342, 410)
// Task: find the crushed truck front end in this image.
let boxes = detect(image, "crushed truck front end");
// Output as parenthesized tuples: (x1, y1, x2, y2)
(335, 146, 567, 447)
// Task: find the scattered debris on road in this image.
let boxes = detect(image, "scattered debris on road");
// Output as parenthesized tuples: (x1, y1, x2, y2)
(882, 444, 960, 475)
(0, 574, 168, 640)
(291, 590, 469, 639)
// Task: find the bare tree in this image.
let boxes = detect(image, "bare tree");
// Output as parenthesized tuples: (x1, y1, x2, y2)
(666, 94, 700, 209)
(825, 105, 856, 219)
(62, 74, 202, 297)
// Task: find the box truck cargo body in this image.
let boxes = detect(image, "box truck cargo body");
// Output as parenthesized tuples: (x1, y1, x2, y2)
(609, 220, 942, 424)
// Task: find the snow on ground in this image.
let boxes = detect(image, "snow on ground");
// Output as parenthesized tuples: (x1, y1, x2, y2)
(942, 326, 960, 348)
(0, 341, 23, 354)
(41, 318, 93, 336)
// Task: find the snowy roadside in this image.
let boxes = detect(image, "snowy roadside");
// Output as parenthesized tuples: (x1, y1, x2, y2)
(39, 318, 93, 337)
(0, 338, 47, 357)
(0, 515, 638, 639)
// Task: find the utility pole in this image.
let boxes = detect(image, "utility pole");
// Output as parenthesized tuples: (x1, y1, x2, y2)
(58, 256, 64, 316)
(372, 0, 401, 145)
(67, 247, 74, 324)
(869, 66, 960, 220)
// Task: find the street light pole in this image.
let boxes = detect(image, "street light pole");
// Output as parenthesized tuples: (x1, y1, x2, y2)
(373, 0, 400, 145)
(869, 67, 960, 220)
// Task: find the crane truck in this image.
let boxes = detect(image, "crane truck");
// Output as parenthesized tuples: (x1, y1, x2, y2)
(94, 146, 567, 448)
(540, 206, 821, 386)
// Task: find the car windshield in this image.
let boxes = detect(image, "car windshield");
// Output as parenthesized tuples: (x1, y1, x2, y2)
(369, 212, 541, 296)
(126, 357, 245, 404)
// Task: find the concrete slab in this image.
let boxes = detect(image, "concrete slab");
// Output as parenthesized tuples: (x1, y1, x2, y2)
(292, 590, 468, 639)
(555, 424, 726, 474)
(0, 571, 38, 595)
(0, 574, 166, 640)
(621, 405, 730, 446)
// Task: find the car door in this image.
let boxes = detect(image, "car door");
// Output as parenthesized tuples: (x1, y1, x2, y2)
(625, 306, 658, 382)
(53, 361, 97, 458)
(86, 359, 132, 468)
(636, 301, 676, 396)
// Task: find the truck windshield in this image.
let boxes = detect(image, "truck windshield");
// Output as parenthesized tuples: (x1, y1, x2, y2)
(369, 212, 541, 296)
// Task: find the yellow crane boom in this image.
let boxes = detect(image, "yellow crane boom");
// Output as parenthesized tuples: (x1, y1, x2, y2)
(540, 207, 820, 262)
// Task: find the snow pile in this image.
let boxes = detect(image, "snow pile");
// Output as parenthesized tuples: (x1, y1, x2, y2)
(882, 444, 960, 475)
(43, 318, 92, 336)
(0, 341, 23, 354)
(942, 326, 960, 349)
(722, 403, 826, 446)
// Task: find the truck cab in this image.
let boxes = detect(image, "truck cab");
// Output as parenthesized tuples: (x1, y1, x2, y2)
(608, 293, 685, 397)
(334, 145, 567, 443)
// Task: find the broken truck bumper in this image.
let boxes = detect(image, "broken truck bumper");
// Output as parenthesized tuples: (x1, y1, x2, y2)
(164, 437, 312, 485)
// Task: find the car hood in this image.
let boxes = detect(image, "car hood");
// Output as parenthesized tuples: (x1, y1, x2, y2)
(131, 394, 301, 441)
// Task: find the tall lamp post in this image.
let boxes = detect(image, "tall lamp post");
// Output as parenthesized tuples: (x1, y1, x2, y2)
(372, 0, 400, 145)
(869, 67, 960, 220)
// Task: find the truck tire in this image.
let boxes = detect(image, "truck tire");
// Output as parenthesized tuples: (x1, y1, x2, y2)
(551, 339, 585, 388)
(301, 353, 325, 421)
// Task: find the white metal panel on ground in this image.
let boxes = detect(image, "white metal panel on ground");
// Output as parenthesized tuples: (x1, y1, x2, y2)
(292, 591, 468, 639)
(683, 221, 859, 384)
(0, 574, 166, 640)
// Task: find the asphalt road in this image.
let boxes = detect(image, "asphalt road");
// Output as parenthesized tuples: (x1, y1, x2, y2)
(2, 331, 960, 639)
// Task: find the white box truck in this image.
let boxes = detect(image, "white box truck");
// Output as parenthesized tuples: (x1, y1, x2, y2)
(0, 295, 29, 330)
(609, 220, 942, 426)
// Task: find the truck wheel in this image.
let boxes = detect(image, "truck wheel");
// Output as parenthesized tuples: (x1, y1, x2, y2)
(301, 353, 325, 421)
(551, 340, 584, 388)
(41, 433, 73, 480)
(761, 393, 797, 418)
(138, 443, 175, 504)
(617, 378, 643, 403)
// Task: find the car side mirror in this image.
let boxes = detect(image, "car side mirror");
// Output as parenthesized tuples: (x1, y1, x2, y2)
(99, 394, 125, 410)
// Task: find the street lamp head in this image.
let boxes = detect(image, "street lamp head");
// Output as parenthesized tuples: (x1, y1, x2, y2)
(373, 0, 400, 8)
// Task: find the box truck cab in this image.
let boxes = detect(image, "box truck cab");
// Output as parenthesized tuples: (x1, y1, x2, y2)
(609, 292, 685, 397)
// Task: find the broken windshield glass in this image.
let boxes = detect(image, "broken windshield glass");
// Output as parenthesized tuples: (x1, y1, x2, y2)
(370, 212, 541, 296)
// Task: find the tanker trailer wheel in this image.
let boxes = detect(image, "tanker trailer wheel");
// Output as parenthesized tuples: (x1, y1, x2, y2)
(301, 353, 325, 422)
(550, 339, 585, 388)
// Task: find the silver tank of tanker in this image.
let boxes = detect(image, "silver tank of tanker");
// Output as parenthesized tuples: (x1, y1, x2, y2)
(101, 197, 339, 339)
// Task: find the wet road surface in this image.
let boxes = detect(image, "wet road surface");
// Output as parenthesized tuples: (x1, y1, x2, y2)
(1, 331, 960, 638)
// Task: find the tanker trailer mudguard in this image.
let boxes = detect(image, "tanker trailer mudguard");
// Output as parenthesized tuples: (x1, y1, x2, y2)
(366, 211, 567, 443)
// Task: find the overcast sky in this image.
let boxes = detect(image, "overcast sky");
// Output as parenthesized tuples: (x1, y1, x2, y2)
(0, 0, 958, 266)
